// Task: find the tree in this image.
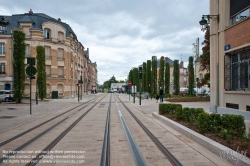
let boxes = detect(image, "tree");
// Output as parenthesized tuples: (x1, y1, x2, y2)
(188, 56, 195, 95)
(36, 46, 46, 100)
(173, 60, 180, 95)
(151, 56, 157, 94)
(13, 30, 26, 103)
(146, 60, 151, 94)
(165, 62, 170, 94)
(200, 27, 210, 72)
(158, 56, 165, 90)
(143, 62, 146, 92)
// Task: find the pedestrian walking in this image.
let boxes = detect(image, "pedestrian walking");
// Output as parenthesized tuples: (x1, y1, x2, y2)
(159, 87, 164, 102)
(156, 94, 159, 103)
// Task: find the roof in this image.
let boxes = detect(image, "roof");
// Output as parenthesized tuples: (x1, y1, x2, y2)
(7, 13, 77, 39)
(18, 15, 34, 23)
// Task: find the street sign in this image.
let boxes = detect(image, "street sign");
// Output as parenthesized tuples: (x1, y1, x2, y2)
(128, 81, 132, 86)
(26, 66, 37, 76)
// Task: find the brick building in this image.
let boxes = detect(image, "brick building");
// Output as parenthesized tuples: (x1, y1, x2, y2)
(0, 10, 98, 98)
(208, 0, 250, 118)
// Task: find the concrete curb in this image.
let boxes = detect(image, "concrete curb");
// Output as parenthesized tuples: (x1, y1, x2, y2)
(152, 112, 250, 166)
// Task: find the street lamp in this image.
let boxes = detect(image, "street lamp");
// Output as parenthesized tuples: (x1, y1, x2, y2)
(199, 15, 219, 31)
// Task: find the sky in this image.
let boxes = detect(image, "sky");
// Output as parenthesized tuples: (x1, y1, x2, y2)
(0, 0, 209, 84)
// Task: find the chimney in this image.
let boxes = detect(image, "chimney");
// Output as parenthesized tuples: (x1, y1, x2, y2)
(58, 18, 61, 22)
(87, 48, 89, 55)
(180, 61, 184, 68)
(29, 9, 33, 14)
(164, 57, 168, 61)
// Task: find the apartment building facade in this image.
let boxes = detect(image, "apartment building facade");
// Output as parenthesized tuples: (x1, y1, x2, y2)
(0, 10, 98, 98)
(157, 57, 188, 93)
(209, 0, 250, 118)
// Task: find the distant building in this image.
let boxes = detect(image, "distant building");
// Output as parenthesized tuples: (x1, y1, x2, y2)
(157, 57, 188, 93)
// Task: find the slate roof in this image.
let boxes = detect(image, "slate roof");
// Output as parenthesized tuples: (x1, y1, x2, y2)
(18, 15, 34, 23)
(5, 12, 77, 39)
(195, 56, 201, 63)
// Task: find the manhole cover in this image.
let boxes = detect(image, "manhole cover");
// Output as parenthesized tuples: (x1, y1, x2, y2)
(7, 108, 17, 110)
(100, 104, 105, 105)
(98, 106, 104, 108)
(0, 116, 16, 119)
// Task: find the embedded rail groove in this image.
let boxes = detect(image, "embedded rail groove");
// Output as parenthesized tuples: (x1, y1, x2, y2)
(116, 95, 182, 166)
(26, 94, 108, 166)
(100, 94, 112, 166)
(0, 97, 98, 147)
(113, 95, 146, 166)
(0, 95, 106, 165)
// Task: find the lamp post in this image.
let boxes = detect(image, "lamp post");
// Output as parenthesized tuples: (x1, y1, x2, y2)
(80, 71, 83, 100)
(199, 13, 220, 112)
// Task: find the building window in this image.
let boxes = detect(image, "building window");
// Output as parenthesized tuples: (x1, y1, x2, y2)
(58, 32, 64, 41)
(0, 26, 7, 33)
(45, 46, 51, 56)
(224, 48, 250, 91)
(44, 28, 51, 39)
(25, 45, 30, 57)
(57, 48, 64, 60)
(46, 65, 51, 77)
(230, 7, 250, 26)
(58, 66, 64, 77)
(0, 43, 5, 55)
(0, 63, 5, 74)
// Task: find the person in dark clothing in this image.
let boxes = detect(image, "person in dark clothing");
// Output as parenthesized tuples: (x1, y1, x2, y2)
(156, 94, 159, 103)
(159, 87, 164, 102)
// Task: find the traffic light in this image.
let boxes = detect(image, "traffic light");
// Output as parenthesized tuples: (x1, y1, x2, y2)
(138, 65, 142, 79)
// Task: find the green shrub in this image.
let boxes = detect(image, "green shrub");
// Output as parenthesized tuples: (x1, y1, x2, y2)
(197, 112, 210, 133)
(164, 94, 172, 98)
(209, 114, 222, 133)
(174, 104, 183, 120)
(221, 114, 246, 137)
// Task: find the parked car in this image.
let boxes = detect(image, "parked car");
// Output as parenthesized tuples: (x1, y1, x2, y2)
(0, 90, 14, 102)
(107, 90, 114, 93)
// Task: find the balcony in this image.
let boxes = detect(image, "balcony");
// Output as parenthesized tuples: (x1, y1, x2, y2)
(0, 71, 6, 77)
(46, 74, 51, 77)
(57, 57, 65, 61)
(46, 56, 52, 60)
(58, 75, 65, 78)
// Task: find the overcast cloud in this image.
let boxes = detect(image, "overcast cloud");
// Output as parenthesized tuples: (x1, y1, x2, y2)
(0, 0, 209, 84)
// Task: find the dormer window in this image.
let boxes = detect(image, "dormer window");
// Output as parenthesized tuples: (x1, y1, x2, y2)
(0, 26, 7, 33)
(44, 28, 51, 39)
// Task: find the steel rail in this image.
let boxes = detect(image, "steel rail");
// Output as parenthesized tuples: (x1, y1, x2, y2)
(113, 95, 146, 166)
(100, 94, 112, 166)
(26, 94, 108, 166)
(0, 97, 98, 147)
(116, 95, 182, 166)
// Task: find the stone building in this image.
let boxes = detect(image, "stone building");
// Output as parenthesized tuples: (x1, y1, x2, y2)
(0, 9, 97, 98)
(208, 0, 250, 118)
(157, 57, 188, 92)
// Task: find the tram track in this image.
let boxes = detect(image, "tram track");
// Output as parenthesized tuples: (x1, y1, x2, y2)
(0, 96, 98, 147)
(115, 94, 182, 166)
(0, 94, 107, 165)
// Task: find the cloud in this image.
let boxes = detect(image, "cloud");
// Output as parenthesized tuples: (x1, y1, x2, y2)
(0, 0, 209, 84)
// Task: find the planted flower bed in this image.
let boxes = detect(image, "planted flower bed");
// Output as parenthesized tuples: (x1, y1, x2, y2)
(159, 103, 250, 158)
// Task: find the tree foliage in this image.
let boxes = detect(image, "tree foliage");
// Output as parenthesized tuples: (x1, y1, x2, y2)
(158, 56, 164, 90)
(36, 46, 46, 100)
(200, 27, 210, 72)
(173, 60, 180, 95)
(13, 30, 26, 103)
(151, 56, 157, 94)
(165, 62, 170, 94)
(146, 60, 151, 94)
(143, 62, 146, 92)
(188, 56, 195, 95)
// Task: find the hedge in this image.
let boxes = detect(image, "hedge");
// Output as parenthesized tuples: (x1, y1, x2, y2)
(159, 103, 246, 140)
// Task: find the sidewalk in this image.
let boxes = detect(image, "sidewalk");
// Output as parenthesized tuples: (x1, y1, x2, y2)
(118, 93, 210, 114)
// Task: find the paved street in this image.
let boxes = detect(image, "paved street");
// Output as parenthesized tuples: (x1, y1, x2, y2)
(0, 93, 235, 165)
